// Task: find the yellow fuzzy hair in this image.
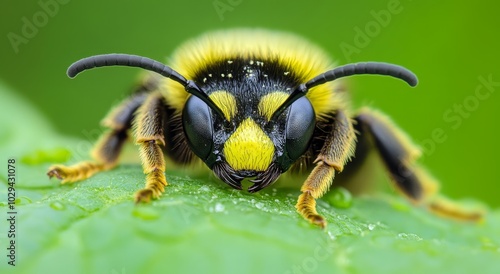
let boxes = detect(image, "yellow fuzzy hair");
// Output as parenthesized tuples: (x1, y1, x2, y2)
(162, 29, 347, 119)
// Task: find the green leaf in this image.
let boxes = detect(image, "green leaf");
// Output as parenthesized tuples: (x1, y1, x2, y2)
(1, 81, 499, 274)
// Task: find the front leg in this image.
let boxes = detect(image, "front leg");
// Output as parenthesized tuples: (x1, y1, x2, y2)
(133, 92, 168, 203)
(296, 110, 356, 228)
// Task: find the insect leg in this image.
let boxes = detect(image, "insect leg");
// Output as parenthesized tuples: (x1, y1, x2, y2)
(133, 91, 168, 203)
(47, 76, 158, 183)
(296, 110, 356, 228)
(355, 107, 482, 221)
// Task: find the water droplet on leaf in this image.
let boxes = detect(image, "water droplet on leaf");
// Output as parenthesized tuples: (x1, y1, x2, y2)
(397, 233, 422, 241)
(255, 202, 264, 210)
(132, 207, 160, 220)
(327, 187, 353, 209)
(50, 202, 65, 210)
(214, 203, 225, 213)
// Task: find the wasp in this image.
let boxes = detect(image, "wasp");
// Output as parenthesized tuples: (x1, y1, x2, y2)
(48, 29, 481, 227)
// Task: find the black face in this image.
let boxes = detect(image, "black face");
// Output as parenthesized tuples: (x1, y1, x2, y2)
(182, 90, 316, 192)
(181, 57, 319, 191)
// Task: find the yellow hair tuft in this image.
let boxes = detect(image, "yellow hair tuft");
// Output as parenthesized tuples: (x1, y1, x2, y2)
(209, 91, 237, 121)
(163, 29, 346, 118)
(258, 91, 289, 121)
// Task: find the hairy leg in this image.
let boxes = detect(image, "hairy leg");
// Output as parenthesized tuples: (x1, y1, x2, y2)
(355, 107, 482, 221)
(47, 75, 160, 183)
(296, 110, 356, 228)
(133, 92, 168, 202)
(47, 92, 149, 183)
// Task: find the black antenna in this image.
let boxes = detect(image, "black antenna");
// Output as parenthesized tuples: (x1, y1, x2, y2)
(271, 62, 418, 120)
(67, 54, 225, 119)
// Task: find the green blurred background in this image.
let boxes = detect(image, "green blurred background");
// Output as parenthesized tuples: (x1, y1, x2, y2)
(1, 0, 499, 207)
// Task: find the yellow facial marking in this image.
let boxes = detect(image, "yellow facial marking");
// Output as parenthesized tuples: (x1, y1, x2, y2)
(258, 91, 289, 121)
(209, 91, 237, 121)
(223, 118, 274, 171)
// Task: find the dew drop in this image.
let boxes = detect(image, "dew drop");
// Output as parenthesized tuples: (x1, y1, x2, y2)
(50, 202, 65, 211)
(132, 207, 160, 220)
(397, 233, 422, 241)
(17, 196, 32, 204)
(327, 231, 336, 240)
(214, 203, 225, 213)
(326, 187, 353, 209)
(199, 185, 210, 192)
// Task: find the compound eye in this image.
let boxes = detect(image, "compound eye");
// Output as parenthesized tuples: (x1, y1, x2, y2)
(285, 96, 316, 161)
(183, 95, 213, 160)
